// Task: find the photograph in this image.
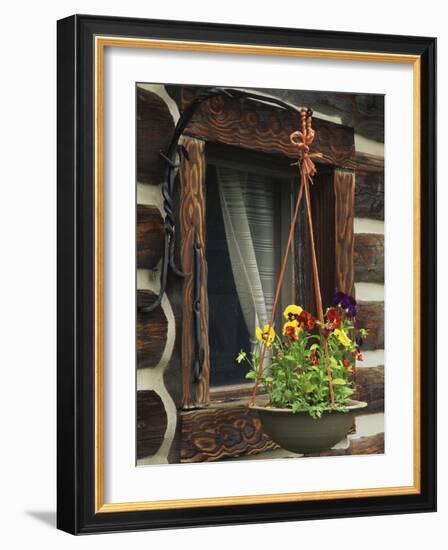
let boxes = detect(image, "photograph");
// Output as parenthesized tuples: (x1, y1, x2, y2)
(136, 83, 385, 465)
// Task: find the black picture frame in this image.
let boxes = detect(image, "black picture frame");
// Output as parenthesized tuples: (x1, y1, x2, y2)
(57, 14, 436, 534)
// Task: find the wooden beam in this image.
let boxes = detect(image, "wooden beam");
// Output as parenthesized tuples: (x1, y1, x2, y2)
(179, 137, 210, 408)
(354, 233, 384, 283)
(137, 87, 175, 184)
(353, 366, 384, 413)
(137, 390, 168, 460)
(334, 169, 355, 297)
(355, 172, 384, 220)
(357, 301, 384, 350)
(137, 290, 168, 368)
(136, 204, 164, 269)
(304, 432, 384, 457)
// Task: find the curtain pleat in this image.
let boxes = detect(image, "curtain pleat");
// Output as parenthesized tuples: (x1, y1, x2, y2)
(216, 166, 276, 340)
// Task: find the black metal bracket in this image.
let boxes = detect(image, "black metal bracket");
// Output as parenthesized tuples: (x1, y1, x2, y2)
(192, 236, 205, 382)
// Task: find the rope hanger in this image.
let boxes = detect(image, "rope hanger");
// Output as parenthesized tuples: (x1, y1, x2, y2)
(250, 107, 335, 407)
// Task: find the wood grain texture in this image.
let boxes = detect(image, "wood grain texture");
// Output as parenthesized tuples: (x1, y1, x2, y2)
(137, 87, 175, 184)
(179, 137, 210, 408)
(355, 172, 384, 220)
(353, 366, 384, 413)
(177, 87, 355, 169)
(137, 204, 164, 269)
(354, 233, 384, 283)
(334, 169, 355, 297)
(355, 151, 384, 175)
(356, 301, 384, 350)
(137, 390, 168, 460)
(304, 432, 384, 457)
(180, 403, 278, 462)
(136, 290, 168, 368)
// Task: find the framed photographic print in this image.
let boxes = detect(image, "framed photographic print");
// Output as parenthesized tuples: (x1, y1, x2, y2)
(57, 14, 436, 534)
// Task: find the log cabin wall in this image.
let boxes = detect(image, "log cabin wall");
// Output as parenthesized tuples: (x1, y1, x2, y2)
(136, 84, 181, 464)
(136, 84, 385, 464)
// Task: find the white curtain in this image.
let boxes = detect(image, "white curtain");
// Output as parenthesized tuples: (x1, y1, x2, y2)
(216, 166, 277, 340)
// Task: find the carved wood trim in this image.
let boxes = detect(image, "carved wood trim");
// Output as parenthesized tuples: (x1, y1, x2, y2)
(179, 137, 210, 408)
(180, 399, 278, 463)
(177, 87, 355, 169)
(334, 169, 355, 297)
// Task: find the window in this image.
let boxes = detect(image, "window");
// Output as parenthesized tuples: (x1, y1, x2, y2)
(206, 160, 294, 387)
(204, 145, 338, 395)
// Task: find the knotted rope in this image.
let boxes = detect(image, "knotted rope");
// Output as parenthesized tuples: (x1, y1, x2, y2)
(250, 107, 335, 407)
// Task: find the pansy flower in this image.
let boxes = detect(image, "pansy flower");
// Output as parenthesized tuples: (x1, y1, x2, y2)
(326, 307, 342, 329)
(333, 328, 352, 348)
(255, 325, 276, 347)
(297, 310, 316, 330)
(332, 291, 357, 318)
(283, 304, 303, 322)
(282, 320, 301, 341)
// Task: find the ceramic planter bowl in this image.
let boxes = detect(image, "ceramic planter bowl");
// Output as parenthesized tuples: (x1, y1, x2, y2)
(250, 399, 368, 454)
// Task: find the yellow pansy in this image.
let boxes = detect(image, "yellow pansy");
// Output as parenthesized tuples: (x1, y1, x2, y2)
(255, 325, 276, 347)
(283, 304, 303, 321)
(334, 328, 352, 348)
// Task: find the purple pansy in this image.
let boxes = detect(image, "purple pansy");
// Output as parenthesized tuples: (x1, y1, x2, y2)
(332, 291, 357, 318)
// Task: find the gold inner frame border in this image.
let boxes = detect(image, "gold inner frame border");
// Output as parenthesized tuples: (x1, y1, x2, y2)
(94, 35, 421, 513)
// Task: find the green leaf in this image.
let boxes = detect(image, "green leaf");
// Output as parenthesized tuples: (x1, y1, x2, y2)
(305, 382, 316, 393)
(332, 378, 347, 385)
(245, 371, 257, 380)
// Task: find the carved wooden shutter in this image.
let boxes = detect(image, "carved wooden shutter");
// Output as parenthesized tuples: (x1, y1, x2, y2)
(178, 136, 210, 409)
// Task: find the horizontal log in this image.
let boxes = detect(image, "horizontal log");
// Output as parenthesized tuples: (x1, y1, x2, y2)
(137, 290, 168, 368)
(137, 204, 164, 269)
(180, 400, 278, 463)
(137, 87, 175, 184)
(304, 432, 384, 457)
(355, 172, 384, 220)
(356, 301, 384, 351)
(354, 233, 384, 283)
(353, 366, 384, 413)
(137, 390, 167, 460)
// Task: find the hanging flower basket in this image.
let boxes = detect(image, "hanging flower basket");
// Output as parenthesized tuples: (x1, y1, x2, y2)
(239, 297, 368, 453)
(238, 107, 369, 454)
